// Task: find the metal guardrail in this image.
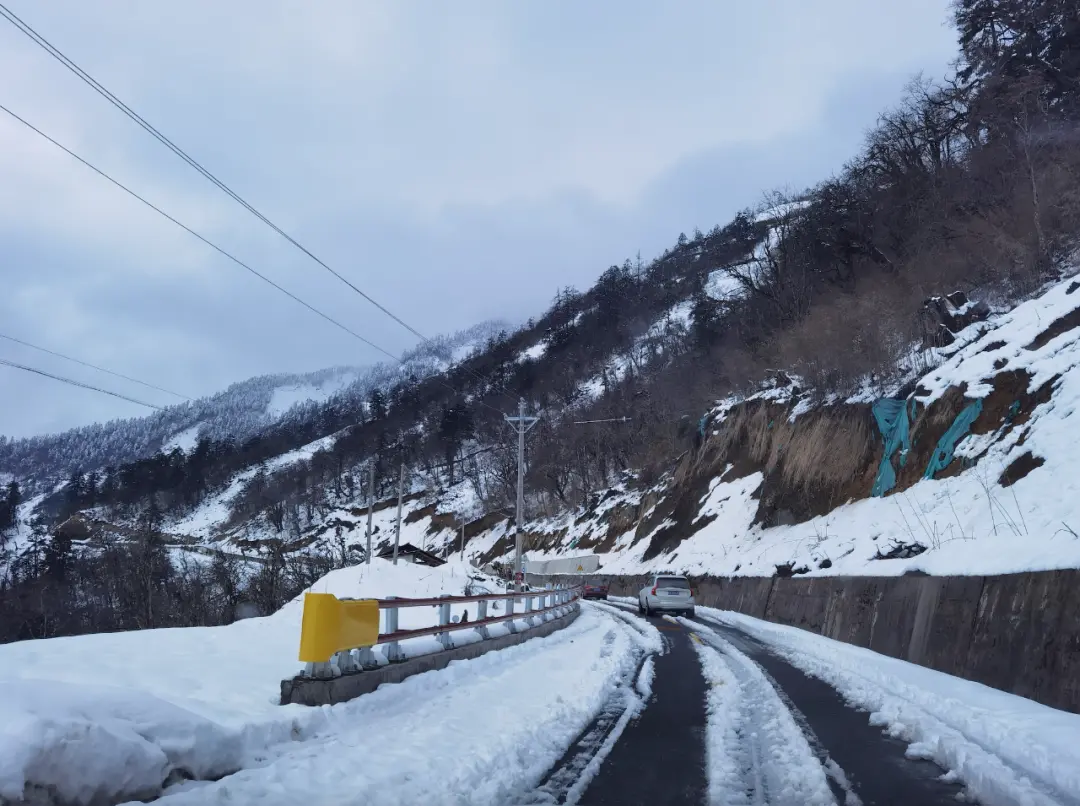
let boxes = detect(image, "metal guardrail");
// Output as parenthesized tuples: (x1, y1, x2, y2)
(300, 586, 583, 679)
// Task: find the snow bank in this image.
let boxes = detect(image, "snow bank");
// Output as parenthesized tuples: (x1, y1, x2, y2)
(145, 607, 638, 806)
(0, 558, 510, 804)
(702, 608, 1080, 806)
(0, 681, 242, 806)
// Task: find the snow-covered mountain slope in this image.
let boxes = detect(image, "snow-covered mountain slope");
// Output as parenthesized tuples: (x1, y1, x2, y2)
(114, 270, 1080, 584)
(0, 320, 507, 489)
(466, 271, 1080, 579)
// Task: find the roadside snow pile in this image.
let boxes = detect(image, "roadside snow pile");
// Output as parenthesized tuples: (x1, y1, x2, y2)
(0, 558, 502, 805)
(142, 608, 639, 806)
(703, 608, 1080, 806)
(0, 681, 242, 806)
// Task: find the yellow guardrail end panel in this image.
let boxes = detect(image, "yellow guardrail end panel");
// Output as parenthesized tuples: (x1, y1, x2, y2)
(298, 593, 380, 663)
(298, 592, 341, 663)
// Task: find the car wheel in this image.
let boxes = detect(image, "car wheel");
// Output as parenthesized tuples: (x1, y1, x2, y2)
(644, 599, 652, 617)
(687, 608, 695, 618)
(637, 597, 644, 614)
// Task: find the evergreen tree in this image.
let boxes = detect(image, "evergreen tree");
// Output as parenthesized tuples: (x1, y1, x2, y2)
(369, 389, 388, 421)
(0, 481, 19, 532)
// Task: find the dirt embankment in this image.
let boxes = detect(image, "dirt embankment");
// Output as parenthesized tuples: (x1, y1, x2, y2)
(528, 369, 1057, 565)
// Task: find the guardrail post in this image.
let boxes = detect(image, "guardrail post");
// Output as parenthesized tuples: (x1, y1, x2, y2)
(529, 595, 540, 627)
(334, 649, 358, 675)
(355, 645, 379, 668)
(505, 594, 517, 634)
(384, 596, 405, 662)
(305, 661, 335, 679)
(475, 600, 491, 639)
(437, 595, 454, 650)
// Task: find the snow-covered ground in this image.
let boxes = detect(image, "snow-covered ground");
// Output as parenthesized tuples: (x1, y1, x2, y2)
(265, 372, 359, 418)
(161, 425, 201, 454)
(0, 588, 636, 806)
(165, 432, 342, 540)
(697, 608, 1080, 806)
(518, 341, 547, 362)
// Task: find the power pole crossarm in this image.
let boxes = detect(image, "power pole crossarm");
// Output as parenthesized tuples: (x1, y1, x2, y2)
(504, 398, 539, 590)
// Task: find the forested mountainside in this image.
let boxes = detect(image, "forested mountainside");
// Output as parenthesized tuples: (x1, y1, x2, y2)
(2, 0, 1080, 643)
(0, 320, 506, 490)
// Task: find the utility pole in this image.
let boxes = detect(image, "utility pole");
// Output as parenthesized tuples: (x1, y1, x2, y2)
(504, 398, 539, 590)
(393, 461, 404, 565)
(365, 462, 375, 565)
(460, 518, 466, 559)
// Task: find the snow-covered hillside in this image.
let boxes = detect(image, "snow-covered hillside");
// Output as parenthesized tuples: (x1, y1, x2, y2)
(79, 269, 1080, 587)
(0, 321, 507, 489)
(469, 271, 1080, 579)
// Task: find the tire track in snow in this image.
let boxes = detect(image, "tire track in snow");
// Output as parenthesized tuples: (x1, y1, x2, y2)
(685, 625, 838, 806)
(519, 605, 660, 805)
(696, 627, 863, 805)
(585, 600, 663, 647)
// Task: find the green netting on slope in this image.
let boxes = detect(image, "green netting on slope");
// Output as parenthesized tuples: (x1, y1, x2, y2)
(871, 398, 918, 497)
(924, 399, 983, 480)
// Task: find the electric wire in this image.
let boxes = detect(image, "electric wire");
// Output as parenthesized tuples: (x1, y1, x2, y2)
(0, 2, 516, 408)
(0, 357, 163, 409)
(0, 101, 508, 419)
(0, 330, 189, 400)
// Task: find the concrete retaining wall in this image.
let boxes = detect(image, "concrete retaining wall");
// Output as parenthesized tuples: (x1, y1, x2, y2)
(534, 570, 1080, 713)
(281, 606, 581, 707)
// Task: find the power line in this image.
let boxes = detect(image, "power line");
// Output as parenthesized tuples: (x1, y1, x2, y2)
(0, 101, 400, 362)
(0, 330, 189, 400)
(0, 101, 508, 420)
(0, 357, 163, 409)
(0, 2, 515, 407)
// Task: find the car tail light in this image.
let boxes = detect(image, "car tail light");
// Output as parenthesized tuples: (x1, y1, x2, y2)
(651, 585, 657, 596)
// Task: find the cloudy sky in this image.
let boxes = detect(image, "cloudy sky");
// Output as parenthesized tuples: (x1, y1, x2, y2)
(0, 0, 957, 439)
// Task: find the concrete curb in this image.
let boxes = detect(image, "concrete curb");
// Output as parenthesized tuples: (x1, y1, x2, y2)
(280, 605, 581, 707)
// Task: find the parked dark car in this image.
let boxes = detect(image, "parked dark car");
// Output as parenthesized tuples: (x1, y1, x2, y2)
(583, 583, 609, 600)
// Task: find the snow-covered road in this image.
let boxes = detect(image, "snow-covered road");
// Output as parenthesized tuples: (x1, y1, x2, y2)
(4, 593, 1079, 806)
(583, 599, 1080, 806)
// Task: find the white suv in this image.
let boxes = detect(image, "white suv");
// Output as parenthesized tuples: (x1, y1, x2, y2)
(638, 574, 695, 617)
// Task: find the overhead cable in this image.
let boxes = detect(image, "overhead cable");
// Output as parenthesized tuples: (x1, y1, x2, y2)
(0, 2, 514, 407)
(0, 330, 189, 400)
(0, 357, 163, 409)
(0, 102, 507, 419)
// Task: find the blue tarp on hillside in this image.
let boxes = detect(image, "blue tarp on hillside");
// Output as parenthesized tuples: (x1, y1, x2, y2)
(924, 399, 983, 479)
(871, 398, 918, 497)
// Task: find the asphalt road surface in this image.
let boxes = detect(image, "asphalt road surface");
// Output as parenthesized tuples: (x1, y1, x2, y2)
(565, 604, 969, 806)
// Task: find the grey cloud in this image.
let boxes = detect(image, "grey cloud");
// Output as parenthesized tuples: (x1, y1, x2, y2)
(0, 0, 955, 438)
